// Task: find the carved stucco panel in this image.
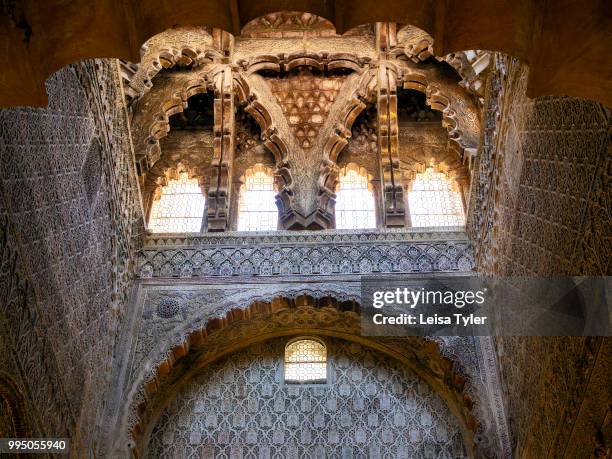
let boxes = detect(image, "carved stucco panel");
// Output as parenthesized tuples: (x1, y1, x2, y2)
(148, 337, 468, 458)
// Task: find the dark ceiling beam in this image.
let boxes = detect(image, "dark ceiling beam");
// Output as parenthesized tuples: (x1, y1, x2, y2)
(432, 0, 448, 58)
(0, 0, 610, 107)
(229, 0, 241, 36)
(333, 0, 344, 36)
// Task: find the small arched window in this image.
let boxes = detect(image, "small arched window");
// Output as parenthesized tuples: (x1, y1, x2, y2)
(408, 167, 465, 227)
(335, 164, 376, 229)
(284, 338, 327, 384)
(148, 172, 206, 233)
(237, 165, 278, 231)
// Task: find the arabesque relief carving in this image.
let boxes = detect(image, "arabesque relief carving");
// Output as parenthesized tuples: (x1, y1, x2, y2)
(0, 6, 610, 459)
(127, 19, 480, 230)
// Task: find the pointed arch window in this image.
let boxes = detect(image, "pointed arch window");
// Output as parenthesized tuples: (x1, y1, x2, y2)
(237, 165, 278, 231)
(335, 164, 376, 229)
(148, 172, 205, 233)
(408, 167, 465, 227)
(284, 338, 327, 384)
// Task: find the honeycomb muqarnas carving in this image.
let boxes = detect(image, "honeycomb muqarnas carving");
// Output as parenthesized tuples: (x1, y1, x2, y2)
(266, 69, 347, 149)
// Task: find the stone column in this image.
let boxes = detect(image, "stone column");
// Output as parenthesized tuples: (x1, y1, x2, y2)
(207, 67, 235, 231)
(377, 23, 406, 227)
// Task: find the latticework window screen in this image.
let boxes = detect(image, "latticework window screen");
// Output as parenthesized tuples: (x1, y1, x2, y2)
(148, 173, 205, 233)
(408, 167, 465, 227)
(284, 339, 327, 384)
(335, 168, 376, 229)
(237, 168, 278, 231)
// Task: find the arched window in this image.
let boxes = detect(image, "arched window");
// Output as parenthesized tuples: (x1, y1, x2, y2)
(335, 164, 376, 229)
(408, 167, 465, 227)
(284, 338, 327, 384)
(148, 172, 206, 233)
(237, 165, 278, 231)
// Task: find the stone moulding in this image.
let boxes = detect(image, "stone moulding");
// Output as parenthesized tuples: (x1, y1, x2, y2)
(237, 51, 372, 75)
(142, 227, 469, 245)
(396, 63, 481, 160)
(137, 227, 474, 278)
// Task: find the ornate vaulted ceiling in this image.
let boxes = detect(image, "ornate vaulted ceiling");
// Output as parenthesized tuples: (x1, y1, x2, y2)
(127, 19, 481, 230)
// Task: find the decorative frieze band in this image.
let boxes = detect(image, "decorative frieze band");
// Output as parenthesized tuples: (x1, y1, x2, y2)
(138, 228, 474, 278)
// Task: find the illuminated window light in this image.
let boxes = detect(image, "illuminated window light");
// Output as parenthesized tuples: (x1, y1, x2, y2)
(237, 167, 278, 231)
(408, 167, 465, 227)
(284, 338, 327, 384)
(148, 173, 205, 233)
(335, 167, 376, 229)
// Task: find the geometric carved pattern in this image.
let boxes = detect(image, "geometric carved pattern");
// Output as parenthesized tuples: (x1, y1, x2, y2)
(468, 54, 611, 458)
(0, 208, 71, 440)
(0, 60, 144, 456)
(266, 69, 346, 149)
(149, 338, 467, 458)
(138, 229, 474, 278)
(156, 298, 180, 319)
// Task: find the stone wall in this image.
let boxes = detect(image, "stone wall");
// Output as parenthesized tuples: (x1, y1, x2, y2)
(471, 57, 610, 276)
(114, 229, 515, 457)
(0, 182, 61, 438)
(469, 55, 611, 457)
(148, 337, 467, 458)
(0, 60, 143, 454)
